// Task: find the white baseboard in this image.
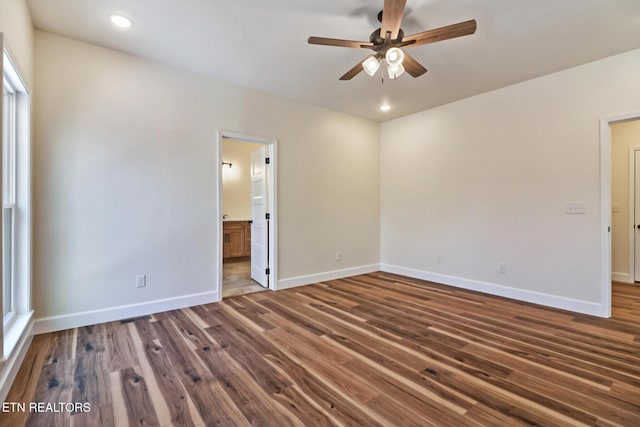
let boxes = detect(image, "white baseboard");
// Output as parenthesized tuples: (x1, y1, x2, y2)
(612, 272, 633, 283)
(277, 264, 380, 291)
(0, 319, 34, 402)
(380, 264, 607, 318)
(33, 291, 219, 335)
(31, 262, 610, 335)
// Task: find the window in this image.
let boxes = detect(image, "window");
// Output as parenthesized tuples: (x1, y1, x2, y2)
(1, 40, 31, 361)
(3, 77, 16, 322)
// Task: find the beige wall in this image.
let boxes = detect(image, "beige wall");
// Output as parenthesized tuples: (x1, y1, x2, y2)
(33, 31, 380, 321)
(381, 48, 640, 316)
(611, 120, 640, 281)
(222, 139, 261, 220)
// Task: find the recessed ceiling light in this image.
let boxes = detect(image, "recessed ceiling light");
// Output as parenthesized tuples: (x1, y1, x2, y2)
(109, 14, 134, 29)
(380, 104, 391, 112)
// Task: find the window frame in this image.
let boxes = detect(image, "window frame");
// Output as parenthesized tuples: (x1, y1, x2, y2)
(0, 37, 32, 362)
(3, 78, 16, 323)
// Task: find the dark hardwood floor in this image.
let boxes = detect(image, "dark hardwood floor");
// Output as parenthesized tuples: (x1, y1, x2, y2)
(3, 273, 640, 426)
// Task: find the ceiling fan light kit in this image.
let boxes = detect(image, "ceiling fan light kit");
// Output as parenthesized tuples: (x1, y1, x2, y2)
(385, 47, 404, 67)
(363, 55, 382, 76)
(308, 0, 477, 81)
(387, 62, 405, 79)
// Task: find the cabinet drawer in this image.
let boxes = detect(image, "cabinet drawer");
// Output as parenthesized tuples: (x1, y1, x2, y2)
(223, 221, 244, 231)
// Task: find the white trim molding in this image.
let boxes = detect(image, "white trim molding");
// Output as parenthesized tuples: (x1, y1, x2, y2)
(277, 264, 380, 291)
(611, 272, 633, 283)
(380, 264, 608, 318)
(33, 291, 218, 335)
(0, 317, 33, 402)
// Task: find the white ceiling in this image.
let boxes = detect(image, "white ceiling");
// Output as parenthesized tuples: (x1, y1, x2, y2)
(26, 0, 640, 121)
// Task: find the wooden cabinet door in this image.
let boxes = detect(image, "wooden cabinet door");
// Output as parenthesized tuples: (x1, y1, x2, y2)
(223, 222, 245, 259)
(226, 230, 244, 257)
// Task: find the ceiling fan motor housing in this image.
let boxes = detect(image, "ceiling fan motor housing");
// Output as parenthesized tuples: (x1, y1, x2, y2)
(369, 28, 405, 54)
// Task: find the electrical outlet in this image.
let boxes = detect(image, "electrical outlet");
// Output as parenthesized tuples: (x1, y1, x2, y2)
(436, 255, 442, 264)
(498, 263, 507, 274)
(136, 274, 146, 288)
(336, 251, 342, 262)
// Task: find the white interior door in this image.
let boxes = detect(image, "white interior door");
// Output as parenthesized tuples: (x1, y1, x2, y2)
(634, 150, 640, 281)
(250, 146, 269, 287)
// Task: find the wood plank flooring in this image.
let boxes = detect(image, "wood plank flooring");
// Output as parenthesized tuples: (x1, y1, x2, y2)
(3, 273, 640, 426)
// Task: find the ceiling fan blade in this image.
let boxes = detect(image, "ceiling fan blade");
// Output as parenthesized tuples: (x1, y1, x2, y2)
(308, 36, 373, 49)
(403, 53, 427, 77)
(403, 19, 477, 47)
(381, 0, 407, 40)
(339, 59, 366, 80)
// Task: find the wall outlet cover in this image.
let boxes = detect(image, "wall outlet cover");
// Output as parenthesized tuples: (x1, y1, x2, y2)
(136, 274, 146, 288)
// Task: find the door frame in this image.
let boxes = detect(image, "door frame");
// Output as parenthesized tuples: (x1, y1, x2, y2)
(216, 130, 278, 301)
(600, 110, 640, 318)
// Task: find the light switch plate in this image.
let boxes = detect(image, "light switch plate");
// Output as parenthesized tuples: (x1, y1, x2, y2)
(566, 202, 586, 214)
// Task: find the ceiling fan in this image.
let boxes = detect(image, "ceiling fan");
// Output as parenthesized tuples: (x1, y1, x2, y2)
(308, 0, 477, 80)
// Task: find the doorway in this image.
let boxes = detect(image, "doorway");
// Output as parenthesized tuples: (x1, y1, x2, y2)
(217, 131, 277, 300)
(602, 111, 640, 318)
(610, 119, 640, 284)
